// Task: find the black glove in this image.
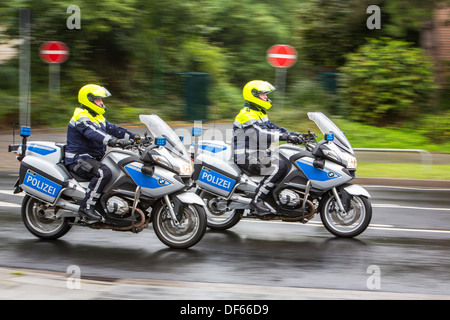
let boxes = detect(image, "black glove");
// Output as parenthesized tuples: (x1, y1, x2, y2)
(107, 137, 118, 147)
(108, 137, 132, 148)
(287, 135, 303, 145)
(115, 138, 132, 148)
(280, 133, 290, 141)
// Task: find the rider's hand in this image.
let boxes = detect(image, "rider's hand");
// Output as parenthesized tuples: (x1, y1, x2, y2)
(107, 137, 132, 148)
(115, 138, 132, 148)
(107, 137, 118, 147)
(280, 133, 290, 141)
(287, 135, 303, 145)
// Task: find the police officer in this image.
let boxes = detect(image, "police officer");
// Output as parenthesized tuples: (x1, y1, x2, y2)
(233, 80, 301, 214)
(65, 84, 140, 222)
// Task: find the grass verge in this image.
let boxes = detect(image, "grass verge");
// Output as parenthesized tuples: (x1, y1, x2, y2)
(356, 163, 450, 180)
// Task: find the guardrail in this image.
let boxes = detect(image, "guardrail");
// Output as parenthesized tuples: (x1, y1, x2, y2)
(353, 148, 433, 169)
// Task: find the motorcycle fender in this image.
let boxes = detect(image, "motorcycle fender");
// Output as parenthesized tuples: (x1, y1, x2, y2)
(173, 192, 205, 207)
(13, 178, 22, 194)
(343, 184, 371, 198)
(171, 192, 205, 221)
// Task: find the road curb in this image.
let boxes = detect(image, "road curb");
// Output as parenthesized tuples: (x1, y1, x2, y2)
(1, 170, 450, 189)
(354, 177, 450, 189)
(1, 266, 449, 300)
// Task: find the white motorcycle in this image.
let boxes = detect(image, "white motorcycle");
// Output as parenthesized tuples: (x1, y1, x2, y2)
(9, 115, 207, 249)
(191, 112, 372, 238)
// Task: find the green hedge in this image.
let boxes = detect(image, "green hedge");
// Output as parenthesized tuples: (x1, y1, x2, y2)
(339, 38, 437, 125)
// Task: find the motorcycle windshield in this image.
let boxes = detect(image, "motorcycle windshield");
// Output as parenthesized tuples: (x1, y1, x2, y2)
(139, 114, 190, 161)
(307, 112, 354, 154)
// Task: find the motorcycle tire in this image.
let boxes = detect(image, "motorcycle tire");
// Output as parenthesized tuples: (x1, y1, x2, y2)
(21, 195, 73, 240)
(197, 190, 242, 231)
(320, 193, 372, 238)
(152, 200, 207, 249)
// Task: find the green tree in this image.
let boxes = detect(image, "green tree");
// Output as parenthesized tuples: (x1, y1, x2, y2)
(292, 0, 383, 70)
(339, 37, 436, 125)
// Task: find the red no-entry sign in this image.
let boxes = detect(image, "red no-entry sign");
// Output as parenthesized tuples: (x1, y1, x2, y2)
(266, 44, 297, 68)
(40, 41, 69, 64)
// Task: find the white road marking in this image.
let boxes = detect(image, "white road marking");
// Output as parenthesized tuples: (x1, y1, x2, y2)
(0, 201, 21, 208)
(373, 203, 450, 211)
(0, 190, 22, 196)
(1, 189, 449, 234)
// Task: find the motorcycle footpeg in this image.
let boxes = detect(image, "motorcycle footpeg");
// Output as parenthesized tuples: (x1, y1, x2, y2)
(249, 208, 273, 217)
(80, 217, 104, 225)
(78, 211, 105, 224)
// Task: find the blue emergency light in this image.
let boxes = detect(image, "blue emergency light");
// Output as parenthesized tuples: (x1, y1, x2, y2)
(155, 137, 167, 146)
(325, 133, 334, 141)
(20, 126, 31, 137)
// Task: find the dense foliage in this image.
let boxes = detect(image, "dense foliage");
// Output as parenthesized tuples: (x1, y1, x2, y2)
(339, 38, 437, 124)
(0, 0, 449, 134)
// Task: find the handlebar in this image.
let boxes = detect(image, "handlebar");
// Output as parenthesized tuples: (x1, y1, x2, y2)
(115, 134, 153, 154)
(286, 131, 317, 145)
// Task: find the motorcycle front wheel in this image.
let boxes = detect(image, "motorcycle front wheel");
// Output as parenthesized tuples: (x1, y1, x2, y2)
(152, 200, 207, 249)
(320, 193, 372, 238)
(22, 195, 73, 240)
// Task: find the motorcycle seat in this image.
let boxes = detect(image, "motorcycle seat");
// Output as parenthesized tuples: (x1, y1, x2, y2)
(55, 143, 91, 182)
(69, 171, 91, 182)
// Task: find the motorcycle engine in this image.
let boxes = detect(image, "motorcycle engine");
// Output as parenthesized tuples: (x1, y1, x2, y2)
(278, 189, 302, 208)
(106, 196, 130, 216)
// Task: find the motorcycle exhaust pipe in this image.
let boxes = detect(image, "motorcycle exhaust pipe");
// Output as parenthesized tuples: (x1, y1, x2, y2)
(55, 198, 80, 213)
(230, 195, 252, 205)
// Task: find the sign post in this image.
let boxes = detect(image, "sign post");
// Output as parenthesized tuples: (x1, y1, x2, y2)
(39, 41, 69, 97)
(266, 44, 297, 111)
(19, 8, 30, 128)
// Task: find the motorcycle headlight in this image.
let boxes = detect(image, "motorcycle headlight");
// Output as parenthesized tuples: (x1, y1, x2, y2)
(323, 149, 340, 162)
(179, 161, 194, 177)
(346, 155, 357, 169)
(152, 154, 173, 170)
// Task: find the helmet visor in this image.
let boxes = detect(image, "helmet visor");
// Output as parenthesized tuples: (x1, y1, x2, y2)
(251, 82, 275, 97)
(91, 87, 111, 99)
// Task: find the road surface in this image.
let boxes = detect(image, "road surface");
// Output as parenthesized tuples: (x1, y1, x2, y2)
(0, 171, 449, 299)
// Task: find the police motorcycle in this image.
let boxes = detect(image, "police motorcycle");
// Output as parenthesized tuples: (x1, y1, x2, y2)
(191, 112, 372, 238)
(9, 115, 207, 249)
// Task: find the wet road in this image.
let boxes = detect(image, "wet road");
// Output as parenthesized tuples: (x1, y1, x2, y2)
(1, 172, 450, 298)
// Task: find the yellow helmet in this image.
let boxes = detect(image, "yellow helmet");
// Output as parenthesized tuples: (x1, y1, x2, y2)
(242, 80, 276, 110)
(78, 84, 111, 115)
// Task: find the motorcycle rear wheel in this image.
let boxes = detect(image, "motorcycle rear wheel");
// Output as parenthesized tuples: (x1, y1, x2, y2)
(197, 190, 242, 230)
(320, 193, 372, 238)
(152, 201, 207, 249)
(22, 195, 73, 240)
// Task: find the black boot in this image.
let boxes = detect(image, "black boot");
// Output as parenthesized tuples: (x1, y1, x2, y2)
(251, 198, 273, 215)
(79, 206, 102, 222)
